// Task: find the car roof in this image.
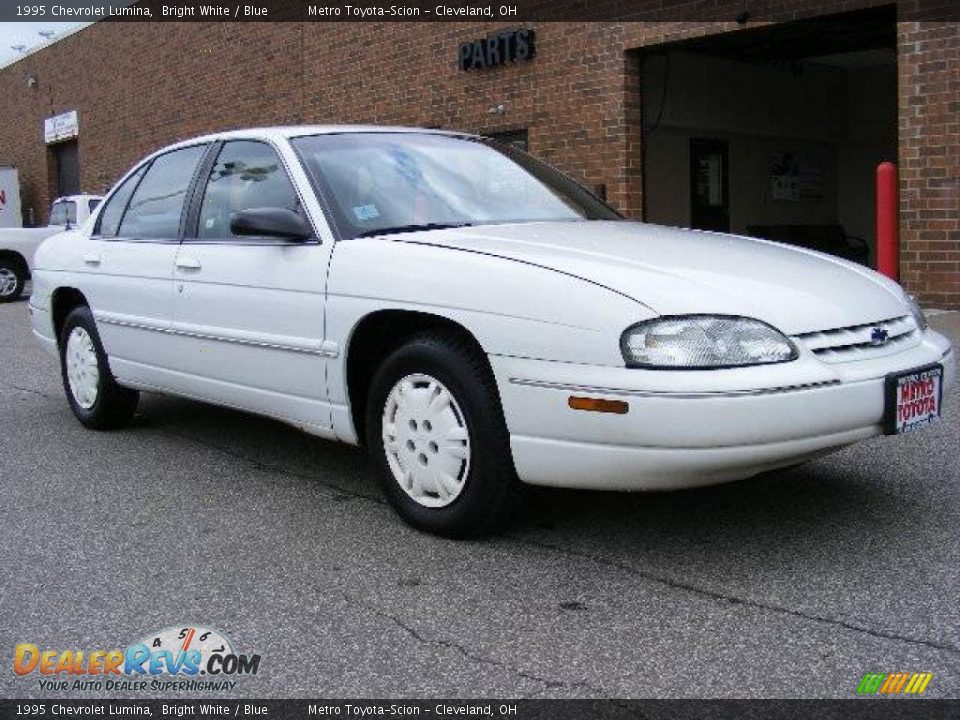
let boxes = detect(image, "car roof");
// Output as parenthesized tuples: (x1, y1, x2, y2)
(111, 126, 483, 189)
(156, 125, 472, 154)
(54, 195, 103, 203)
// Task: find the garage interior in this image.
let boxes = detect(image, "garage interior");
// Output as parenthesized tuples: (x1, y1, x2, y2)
(640, 7, 897, 267)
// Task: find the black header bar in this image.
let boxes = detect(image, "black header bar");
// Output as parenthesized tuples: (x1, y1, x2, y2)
(2, 0, 958, 22)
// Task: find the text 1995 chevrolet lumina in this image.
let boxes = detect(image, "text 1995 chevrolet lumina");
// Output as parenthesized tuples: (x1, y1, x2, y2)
(29, 127, 956, 536)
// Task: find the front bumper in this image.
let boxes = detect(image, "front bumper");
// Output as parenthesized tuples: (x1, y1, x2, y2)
(492, 330, 956, 490)
(28, 302, 59, 359)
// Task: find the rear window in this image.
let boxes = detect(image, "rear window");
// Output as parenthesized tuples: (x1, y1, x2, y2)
(118, 145, 207, 239)
(97, 165, 147, 238)
(49, 201, 77, 226)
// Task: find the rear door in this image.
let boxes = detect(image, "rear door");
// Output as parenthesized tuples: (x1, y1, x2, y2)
(85, 144, 208, 382)
(168, 138, 334, 434)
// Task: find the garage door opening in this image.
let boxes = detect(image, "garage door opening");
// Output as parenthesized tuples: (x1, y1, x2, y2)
(50, 139, 80, 198)
(640, 7, 897, 267)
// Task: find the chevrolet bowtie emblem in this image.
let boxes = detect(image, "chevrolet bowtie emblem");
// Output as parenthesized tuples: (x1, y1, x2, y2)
(870, 327, 889, 346)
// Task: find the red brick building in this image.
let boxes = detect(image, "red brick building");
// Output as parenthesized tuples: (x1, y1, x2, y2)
(1, 4, 958, 306)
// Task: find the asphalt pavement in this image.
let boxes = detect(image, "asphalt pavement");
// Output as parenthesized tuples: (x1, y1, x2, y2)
(1, 294, 958, 699)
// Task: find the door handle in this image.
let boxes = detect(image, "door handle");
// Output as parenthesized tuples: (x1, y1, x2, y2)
(82, 253, 101, 266)
(175, 256, 202, 271)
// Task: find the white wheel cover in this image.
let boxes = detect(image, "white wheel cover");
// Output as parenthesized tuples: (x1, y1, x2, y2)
(0, 267, 18, 297)
(65, 327, 100, 410)
(382, 373, 471, 508)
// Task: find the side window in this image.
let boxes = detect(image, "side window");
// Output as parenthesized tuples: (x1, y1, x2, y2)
(49, 201, 77, 226)
(88, 198, 101, 213)
(97, 165, 147, 237)
(118, 145, 206, 239)
(196, 140, 302, 240)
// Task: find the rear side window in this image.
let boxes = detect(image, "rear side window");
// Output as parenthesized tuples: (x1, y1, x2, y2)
(97, 165, 148, 237)
(49, 201, 77, 226)
(88, 198, 101, 213)
(118, 145, 207, 239)
(196, 140, 302, 240)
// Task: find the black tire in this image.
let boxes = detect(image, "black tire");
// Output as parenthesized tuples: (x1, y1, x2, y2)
(59, 305, 139, 430)
(366, 331, 523, 538)
(0, 257, 26, 303)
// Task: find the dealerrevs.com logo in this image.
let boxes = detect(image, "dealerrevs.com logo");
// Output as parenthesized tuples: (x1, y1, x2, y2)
(14, 625, 261, 692)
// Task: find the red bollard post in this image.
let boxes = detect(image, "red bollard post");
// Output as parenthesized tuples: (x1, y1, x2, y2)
(876, 161, 899, 281)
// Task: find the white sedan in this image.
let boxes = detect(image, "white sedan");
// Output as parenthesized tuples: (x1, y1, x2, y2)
(29, 126, 956, 536)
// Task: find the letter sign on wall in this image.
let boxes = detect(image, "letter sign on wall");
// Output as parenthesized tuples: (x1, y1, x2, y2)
(459, 29, 536, 71)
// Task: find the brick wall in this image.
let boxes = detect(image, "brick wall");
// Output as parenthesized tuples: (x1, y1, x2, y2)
(897, 21, 960, 308)
(0, 7, 957, 307)
(0, 22, 304, 221)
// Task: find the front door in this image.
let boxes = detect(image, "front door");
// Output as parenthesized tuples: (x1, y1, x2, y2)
(169, 139, 333, 435)
(690, 138, 730, 232)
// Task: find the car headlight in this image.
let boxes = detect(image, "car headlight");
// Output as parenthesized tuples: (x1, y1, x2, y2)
(904, 294, 928, 334)
(621, 315, 798, 369)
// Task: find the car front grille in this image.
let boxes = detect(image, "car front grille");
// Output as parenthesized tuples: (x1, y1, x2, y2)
(792, 315, 920, 363)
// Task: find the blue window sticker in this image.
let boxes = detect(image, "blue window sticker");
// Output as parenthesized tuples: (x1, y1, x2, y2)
(353, 204, 380, 222)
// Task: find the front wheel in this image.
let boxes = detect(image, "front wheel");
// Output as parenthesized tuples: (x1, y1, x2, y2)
(59, 306, 139, 429)
(366, 332, 522, 537)
(0, 259, 26, 303)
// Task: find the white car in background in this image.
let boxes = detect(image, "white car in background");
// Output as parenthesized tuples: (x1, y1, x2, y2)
(0, 195, 102, 302)
(28, 127, 956, 536)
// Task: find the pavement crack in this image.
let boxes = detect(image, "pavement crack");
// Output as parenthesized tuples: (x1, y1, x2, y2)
(515, 537, 960, 657)
(1, 381, 57, 400)
(158, 428, 385, 506)
(341, 591, 609, 698)
(140, 426, 959, 659)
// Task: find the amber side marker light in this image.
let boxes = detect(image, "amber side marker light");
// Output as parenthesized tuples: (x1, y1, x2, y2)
(568, 396, 629, 414)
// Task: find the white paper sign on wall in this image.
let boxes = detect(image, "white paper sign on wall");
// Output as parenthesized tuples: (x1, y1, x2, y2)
(44, 110, 79, 144)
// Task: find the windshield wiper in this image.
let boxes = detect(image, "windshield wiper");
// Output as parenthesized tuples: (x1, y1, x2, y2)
(356, 222, 473, 238)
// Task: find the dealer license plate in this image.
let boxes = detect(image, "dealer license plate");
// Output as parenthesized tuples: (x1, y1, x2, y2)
(885, 364, 943, 435)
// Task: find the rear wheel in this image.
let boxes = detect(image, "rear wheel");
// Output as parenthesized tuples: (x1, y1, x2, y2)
(59, 306, 139, 429)
(366, 332, 522, 537)
(0, 259, 26, 303)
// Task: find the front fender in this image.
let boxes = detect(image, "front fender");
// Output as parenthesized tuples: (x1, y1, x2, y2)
(328, 238, 650, 364)
(326, 239, 652, 439)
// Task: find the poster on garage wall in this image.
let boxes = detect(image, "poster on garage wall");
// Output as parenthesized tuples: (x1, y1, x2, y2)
(770, 152, 825, 201)
(0, 166, 23, 228)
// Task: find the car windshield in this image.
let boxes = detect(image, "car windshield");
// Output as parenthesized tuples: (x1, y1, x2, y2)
(291, 132, 621, 239)
(49, 200, 77, 226)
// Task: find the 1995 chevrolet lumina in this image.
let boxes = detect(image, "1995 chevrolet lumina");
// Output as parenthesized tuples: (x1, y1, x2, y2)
(29, 127, 956, 535)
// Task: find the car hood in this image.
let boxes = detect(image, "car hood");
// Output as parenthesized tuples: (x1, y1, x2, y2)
(396, 220, 908, 335)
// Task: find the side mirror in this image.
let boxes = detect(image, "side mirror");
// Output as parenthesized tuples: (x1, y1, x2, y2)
(230, 207, 313, 241)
